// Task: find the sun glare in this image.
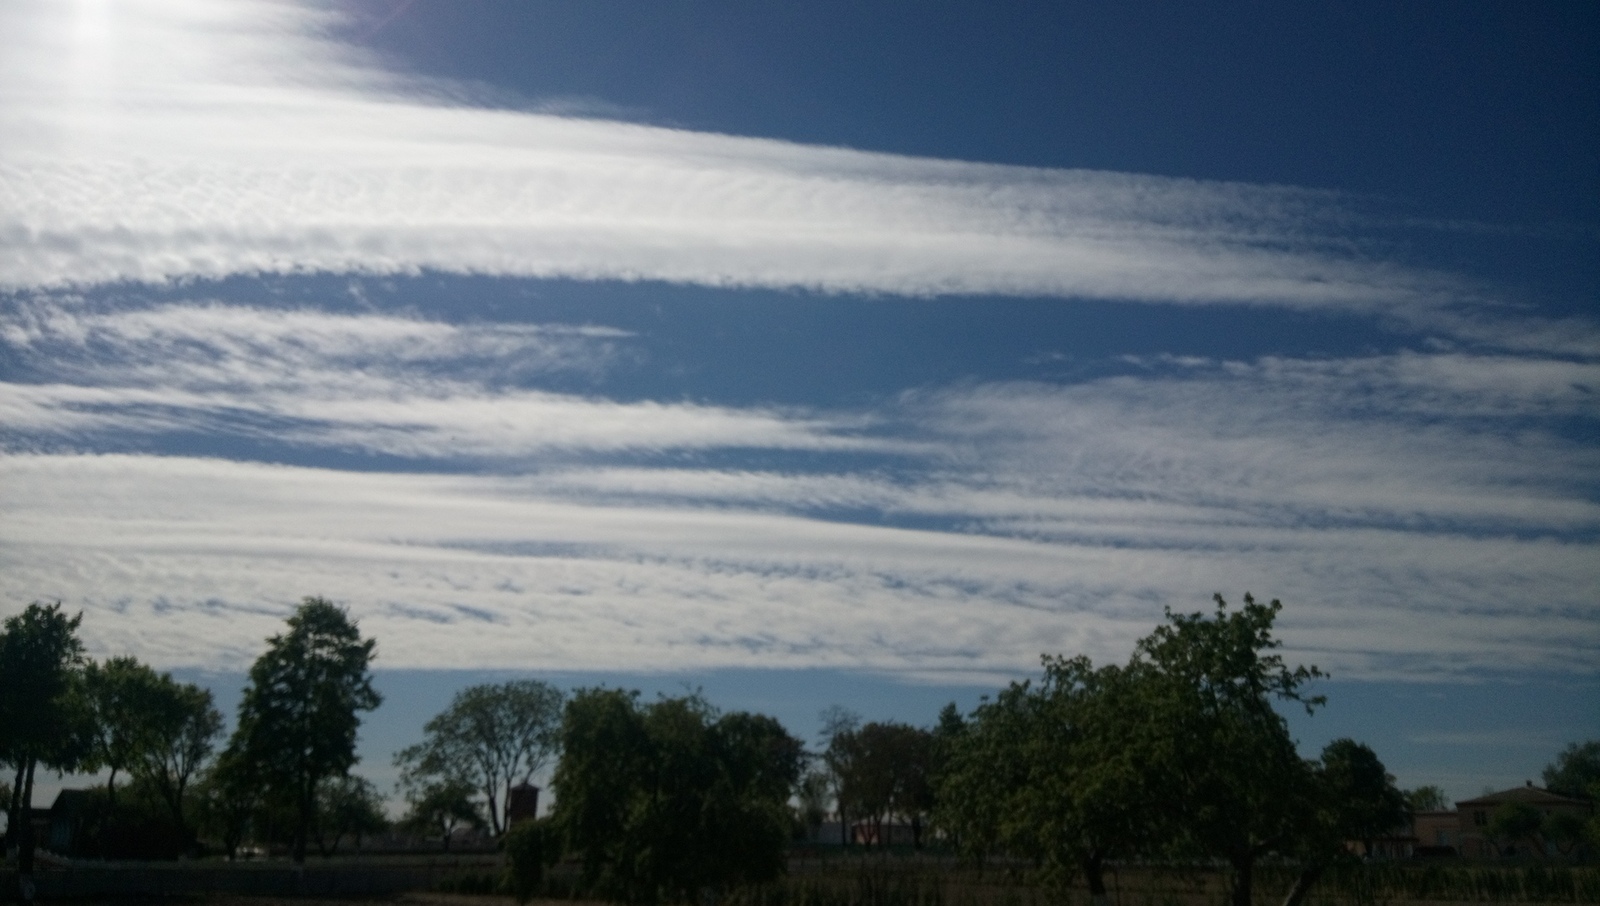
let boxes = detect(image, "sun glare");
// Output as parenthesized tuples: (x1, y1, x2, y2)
(67, 0, 116, 95)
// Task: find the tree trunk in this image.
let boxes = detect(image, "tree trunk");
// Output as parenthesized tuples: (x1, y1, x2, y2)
(1230, 853, 1255, 906)
(1280, 864, 1324, 906)
(18, 758, 38, 875)
(293, 782, 311, 864)
(1084, 853, 1112, 906)
(5, 762, 24, 851)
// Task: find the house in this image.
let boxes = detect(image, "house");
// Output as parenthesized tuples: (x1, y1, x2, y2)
(1454, 783, 1593, 859)
(47, 788, 98, 854)
(1411, 810, 1461, 856)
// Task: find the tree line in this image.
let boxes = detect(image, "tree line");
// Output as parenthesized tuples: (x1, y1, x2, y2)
(0, 596, 386, 881)
(4, 594, 1596, 906)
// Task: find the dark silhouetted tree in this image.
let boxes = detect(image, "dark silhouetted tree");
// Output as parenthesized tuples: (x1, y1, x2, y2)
(400, 775, 484, 850)
(83, 656, 167, 809)
(133, 676, 223, 845)
(0, 602, 92, 884)
(1135, 594, 1324, 906)
(548, 689, 803, 904)
(1280, 739, 1408, 906)
(395, 679, 563, 836)
(313, 774, 387, 855)
(225, 596, 380, 863)
(1543, 740, 1600, 801)
(939, 656, 1160, 906)
(1404, 785, 1451, 813)
(818, 705, 862, 847)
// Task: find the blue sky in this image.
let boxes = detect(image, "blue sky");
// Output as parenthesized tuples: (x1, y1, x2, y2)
(1, 0, 1596, 808)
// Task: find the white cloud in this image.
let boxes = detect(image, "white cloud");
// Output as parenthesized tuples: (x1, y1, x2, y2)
(0, 0, 1482, 319)
(0, 301, 893, 456)
(4, 332, 1596, 686)
(0, 1, 1593, 690)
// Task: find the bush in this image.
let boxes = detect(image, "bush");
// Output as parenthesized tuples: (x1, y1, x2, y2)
(505, 817, 561, 904)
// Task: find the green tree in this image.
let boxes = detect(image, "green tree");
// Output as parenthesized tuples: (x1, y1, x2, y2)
(395, 679, 563, 836)
(82, 656, 167, 809)
(818, 705, 862, 846)
(225, 596, 380, 863)
(547, 689, 804, 904)
(1280, 740, 1409, 906)
(313, 774, 388, 855)
(939, 656, 1160, 905)
(132, 677, 223, 845)
(81, 656, 223, 847)
(1542, 810, 1588, 857)
(1486, 801, 1545, 857)
(794, 769, 831, 841)
(1320, 739, 1408, 856)
(400, 775, 485, 850)
(193, 748, 261, 860)
(1135, 594, 1324, 906)
(0, 602, 93, 881)
(1404, 785, 1451, 813)
(856, 721, 937, 848)
(1542, 740, 1600, 800)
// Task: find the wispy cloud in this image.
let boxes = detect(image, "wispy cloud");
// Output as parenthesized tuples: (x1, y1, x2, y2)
(0, 301, 890, 457)
(3, 316, 1594, 681)
(0, 0, 1593, 691)
(0, 0, 1490, 322)
(2, 450, 1593, 682)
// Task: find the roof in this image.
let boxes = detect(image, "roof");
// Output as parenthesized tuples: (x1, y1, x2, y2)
(1456, 785, 1591, 808)
(49, 788, 98, 816)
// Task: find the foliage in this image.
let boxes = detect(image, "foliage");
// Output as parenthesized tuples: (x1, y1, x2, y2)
(827, 720, 937, 849)
(78, 655, 224, 849)
(819, 705, 863, 846)
(1134, 593, 1324, 906)
(1487, 801, 1547, 856)
(82, 656, 167, 807)
(0, 601, 92, 874)
(313, 773, 388, 854)
(396, 678, 564, 836)
(1543, 740, 1600, 800)
(401, 774, 485, 849)
(1319, 738, 1408, 852)
(193, 747, 260, 859)
(225, 596, 381, 863)
(1404, 784, 1452, 813)
(795, 768, 832, 840)
(1278, 739, 1408, 906)
(938, 656, 1158, 903)
(549, 688, 805, 904)
(132, 676, 224, 842)
(1543, 810, 1589, 857)
(504, 816, 561, 903)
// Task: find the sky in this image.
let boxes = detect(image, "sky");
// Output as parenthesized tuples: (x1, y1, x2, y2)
(1, 0, 1596, 810)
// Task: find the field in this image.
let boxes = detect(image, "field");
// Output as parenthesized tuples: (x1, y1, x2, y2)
(9, 851, 1598, 906)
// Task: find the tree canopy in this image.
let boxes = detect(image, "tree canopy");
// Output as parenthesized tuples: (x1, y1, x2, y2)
(400, 775, 485, 850)
(547, 689, 804, 904)
(225, 596, 380, 863)
(396, 678, 564, 836)
(1403, 785, 1451, 813)
(1136, 594, 1324, 906)
(0, 602, 91, 878)
(941, 656, 1159, 903)
(1543, 740, 1600, 801)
